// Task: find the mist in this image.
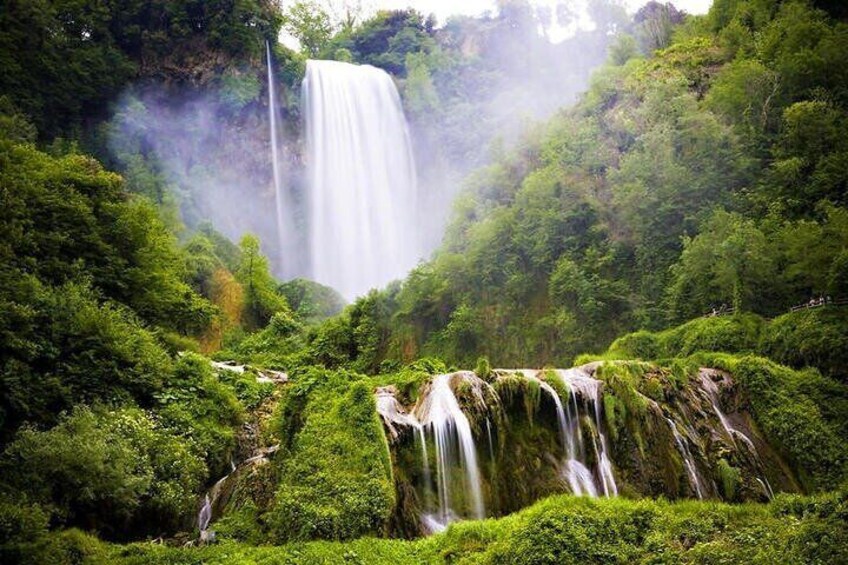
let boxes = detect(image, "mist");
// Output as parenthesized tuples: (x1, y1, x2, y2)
(105, 0, 641, 298)
(106, 75, 306, 279)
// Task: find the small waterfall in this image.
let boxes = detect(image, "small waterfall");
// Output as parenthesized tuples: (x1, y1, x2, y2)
(698, 371, 774, 498)
(665, 417, 704, 499)
(516, 370, 571, 455)
(265, 41, 298, 278)
(415, 372, 486, 525)
(375, 387, 419, 440)
(563, 459, 598, 496)
(555, 369, 618, 496)
(485, 417, 496, 461)
(302, 59, 421, 299)
(198, 494, 212, 533)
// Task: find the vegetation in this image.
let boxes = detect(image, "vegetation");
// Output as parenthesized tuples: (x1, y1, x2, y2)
(1, 0, 847, 563)
(313, 0, 848, 370)
(24, 490, 848, 564)
(269, 369, 395, 541)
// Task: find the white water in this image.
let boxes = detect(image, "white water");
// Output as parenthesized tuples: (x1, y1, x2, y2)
(302, 59, 421, 300)
(555, 368, 618, 496)
(266, 42, 298, 278)
(415, 372, 486, 522)
(516, 370, 571, 455)
(198, 494, 212, 533)
(563, 459, 598, 497)
(375, 387, 419, 439)
(698, 371, 774, 498)
(665, 417, 704, 499)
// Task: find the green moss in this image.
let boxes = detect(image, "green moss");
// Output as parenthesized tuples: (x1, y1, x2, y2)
(608, 314, 765, 360)
(698, 353, 848, 492)
(475, 357, 493, 382)
(607, 330, 661, 360)
(718, 458, 740, 501)
(760, 308, 848, 383)
(268, 370, 396, 542)
(101, 491, 848, 564)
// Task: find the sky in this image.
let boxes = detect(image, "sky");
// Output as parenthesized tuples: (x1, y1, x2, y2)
(360, 0, 714, 23)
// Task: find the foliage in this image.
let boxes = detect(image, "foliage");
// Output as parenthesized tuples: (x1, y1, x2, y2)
(155, 353, 243, 479)
(235, 235, 291, 331)
(100, 491, 848, 564)
(279, 278, 346, 324)
(282, 1, 334, 57)
(760, 308, 848, 382)
(269, 370, 395, 541)
(0, 0, 281, 139)
(606, 309, 848, 386)
(0, 407, 205, 537)
(0, 277, 172, 440)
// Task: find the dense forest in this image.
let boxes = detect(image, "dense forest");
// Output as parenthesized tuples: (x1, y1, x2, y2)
(1, 0, 847, 564)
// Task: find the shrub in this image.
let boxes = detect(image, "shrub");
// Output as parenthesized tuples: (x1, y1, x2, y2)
(0, 407, 204, 537)
(760, 308, 848, 383)
(156, 353, 243, 479)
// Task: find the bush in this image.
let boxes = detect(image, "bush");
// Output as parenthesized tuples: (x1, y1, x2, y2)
(156, 353, 243, 479)
(0, 407, 205, 537)
(0, 278, 173, 439)
(760, 308, 848, 383)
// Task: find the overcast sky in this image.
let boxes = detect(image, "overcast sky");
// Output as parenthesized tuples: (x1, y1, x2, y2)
(363, 0, 714, 22)
(282, 1, 715, 49)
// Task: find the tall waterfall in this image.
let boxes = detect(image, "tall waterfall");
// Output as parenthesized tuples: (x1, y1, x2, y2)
(302, 59, 421, 300)
(266, 42, 298, 278)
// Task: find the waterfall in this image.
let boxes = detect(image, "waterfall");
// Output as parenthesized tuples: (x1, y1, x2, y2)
(302, 59, 421, 300)
(198, 494, 212, 533)
(698, 370, 774, 498)
(415, 372, 485, 526)
(563, 459, 598, 496)
(555, 369, 618, 497)
(266, 41, 298, 278)
(516, 370, 571, 456)
(665, 417, 704, 499)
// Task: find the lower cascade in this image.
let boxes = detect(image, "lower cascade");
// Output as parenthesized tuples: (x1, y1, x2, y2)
(376, 363, 799, 534)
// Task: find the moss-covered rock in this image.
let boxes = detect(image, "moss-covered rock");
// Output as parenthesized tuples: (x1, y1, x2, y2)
(268, 370, 396, 541)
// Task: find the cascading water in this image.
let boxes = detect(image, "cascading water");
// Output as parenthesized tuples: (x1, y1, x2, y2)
(555, 368, 618, 496)
(375, 364, 795, 536)
(698, 370, 775, 499)
(665, 417, 704, 499)
(302, 59, 421, 300)
(415, 373, 486, 528)
(265, 41, 299, 278)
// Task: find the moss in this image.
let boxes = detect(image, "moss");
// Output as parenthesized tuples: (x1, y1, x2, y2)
(698, 353, 848, 492)
(268, 370, 396, 542)
(760, 308, 848, 383)
(605, 310, 848, 387)
(608, 314, 765, 360)
(475, 357, 493, 382)
(101, 491, 848, 564)
(607, 330, 661, 360)
(718, 459, 740, 501)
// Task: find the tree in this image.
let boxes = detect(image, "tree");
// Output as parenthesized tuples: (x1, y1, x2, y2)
(235, 234, 289, 330)
(668, 211, 779, 319)
(282, 1, 333, 57)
